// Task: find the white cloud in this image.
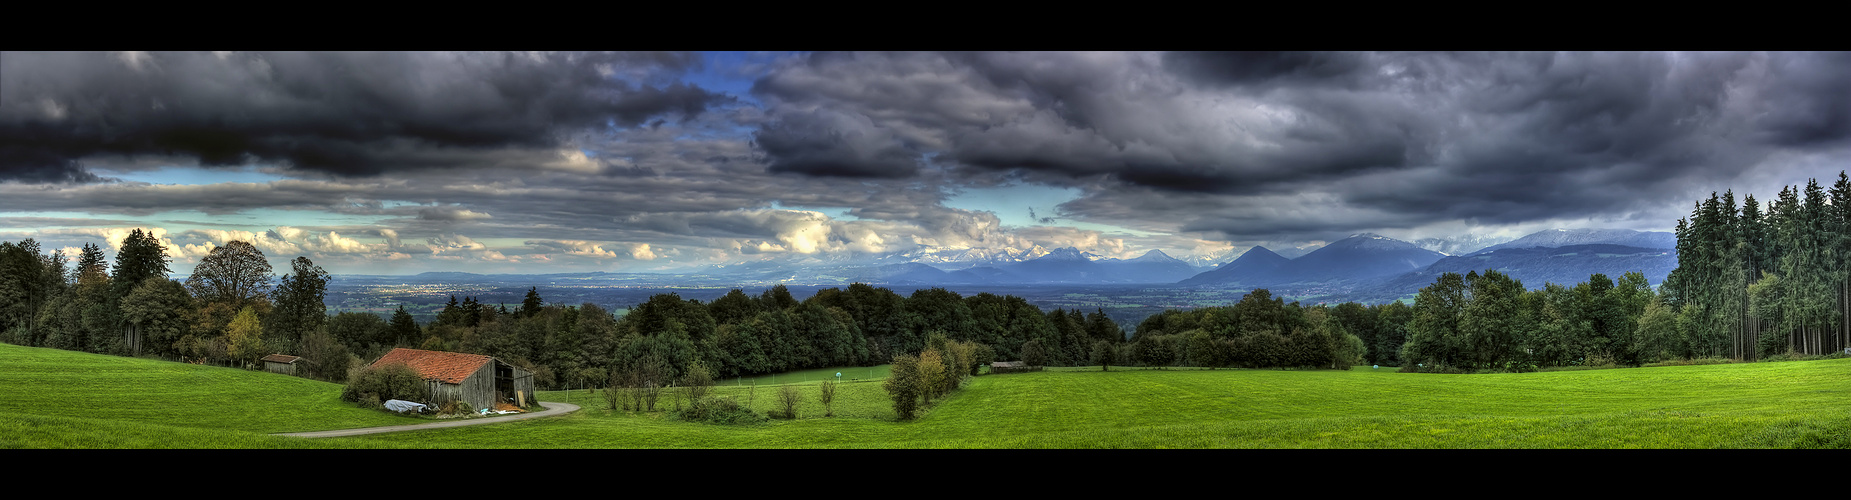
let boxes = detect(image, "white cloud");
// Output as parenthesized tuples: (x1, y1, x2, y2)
(541, 149, 604, 174)
(629, 243, 657, 260)
(525, 239, 620, 259)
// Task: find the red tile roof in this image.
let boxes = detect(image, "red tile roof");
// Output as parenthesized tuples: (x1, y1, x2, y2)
(370, 348, 494, 385)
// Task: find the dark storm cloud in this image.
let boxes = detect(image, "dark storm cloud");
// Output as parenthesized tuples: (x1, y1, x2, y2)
(753, 107, 922, 177)
(747, 51, 1851, 241)
(0, 51, 728, 181)
(1162, 51, 1374, 89)
(754, 51, 1429, 194)
(1748, 51, 1851, 147)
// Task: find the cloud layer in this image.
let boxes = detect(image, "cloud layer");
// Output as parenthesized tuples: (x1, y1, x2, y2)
(5, 51, 1850, 274)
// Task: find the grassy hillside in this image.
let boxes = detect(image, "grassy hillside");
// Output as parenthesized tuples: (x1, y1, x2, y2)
(6, 341, 1846, 448)
(0, 342, 442, 448)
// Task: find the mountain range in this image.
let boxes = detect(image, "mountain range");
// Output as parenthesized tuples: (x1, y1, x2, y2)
(1179, 233, 1449, 287)
(460, 227, 1679, 304)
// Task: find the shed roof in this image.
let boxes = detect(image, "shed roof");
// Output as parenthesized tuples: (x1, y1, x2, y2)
(371, 348, 495, 385)
(261, 354, 302, 364)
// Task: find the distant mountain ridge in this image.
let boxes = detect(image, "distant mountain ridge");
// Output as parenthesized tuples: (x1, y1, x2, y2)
(1412, 233, 1514, 256)
(1474, 228, 1675, 254)
(1336, 243, 1679, 304)
(1179, 234, 1447, 287)
(1177, 246, 1291, 287)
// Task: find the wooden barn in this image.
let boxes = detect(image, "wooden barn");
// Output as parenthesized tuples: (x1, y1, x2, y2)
(261, 354, 303, 376)
(369, 348, 536, 410)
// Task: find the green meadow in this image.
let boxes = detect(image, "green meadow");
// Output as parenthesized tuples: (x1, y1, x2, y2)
(3, 342, 1847, 448)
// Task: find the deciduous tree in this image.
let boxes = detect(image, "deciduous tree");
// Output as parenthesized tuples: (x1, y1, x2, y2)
(226, 306, 265, 368)
(186, 241, 273, 309)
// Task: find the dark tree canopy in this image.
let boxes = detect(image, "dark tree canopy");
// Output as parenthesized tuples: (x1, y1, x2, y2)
(186, 240, 273, 308)
(110, 229, 171, 300)
(270, 256, 330, 345)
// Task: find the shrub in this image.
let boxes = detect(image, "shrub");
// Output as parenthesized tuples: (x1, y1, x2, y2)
(774, 385, 804, 419)
(818, 380, 837, 417)
(601, 384, 628, 411)
(1021, 339, 1047, 367)
(919, 349, 947, 402)
(298, 329, 352, 382)
(885, 354, 922, 421)
(683, 362, 714, 401)
(676, 396, 766, 425)
(1581, 351, 1618, 369)
(970, 343, 995, 376)
(341, 362, 427, 404)
(438, 400, 474, 416)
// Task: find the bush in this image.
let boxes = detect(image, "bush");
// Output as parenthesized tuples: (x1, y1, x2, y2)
(341, 362, 427, 404)
(885, 354, 922, 421)
(1021, 339, 1047, 367)
(1582, 351, 1617, 369)
(1645, 357, 1733, 367)
(971, 343, 995, 376)
(438, 400, 475, 416)
(683, 362, 714, 401)
(676, 396, 766, 425)
(818, 380, 837, 417)
(774, 385, 804, 419)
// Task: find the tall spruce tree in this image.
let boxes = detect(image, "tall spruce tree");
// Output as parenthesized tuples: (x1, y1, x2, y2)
(269, 257, 330, 350)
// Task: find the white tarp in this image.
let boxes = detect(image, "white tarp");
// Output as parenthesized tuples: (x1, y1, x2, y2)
(385, 399, 429, 413)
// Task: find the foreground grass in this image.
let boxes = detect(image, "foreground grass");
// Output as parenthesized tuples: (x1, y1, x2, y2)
(361, 360, 1851, 448)
(0, 413, 433, 449)
(8, 340, 1847, 448)
(546, 377, 900, 421)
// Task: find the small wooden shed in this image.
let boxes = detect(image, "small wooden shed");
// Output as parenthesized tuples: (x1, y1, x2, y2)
(369, 348, 536, 410)
(990, 360, 1035, 374)
(261, 354, 303, 376)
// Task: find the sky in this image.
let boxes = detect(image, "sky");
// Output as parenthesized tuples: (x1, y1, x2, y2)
(2, 51, 1849, 275)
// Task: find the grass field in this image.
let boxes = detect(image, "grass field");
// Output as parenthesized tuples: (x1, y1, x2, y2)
(5, 341, 1847, 448)
(2, 342, 505, 448)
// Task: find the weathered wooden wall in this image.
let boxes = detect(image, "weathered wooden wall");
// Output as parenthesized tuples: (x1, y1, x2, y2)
(428, 362, 498, 410)
(510, 365, 536, 407)
(263, 361, 297, 376)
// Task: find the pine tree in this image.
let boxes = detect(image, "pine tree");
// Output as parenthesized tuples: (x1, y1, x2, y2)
(109, 229, 171, 300)
(520, 287, 544, 319)
(270, 257, 330, 350)
(389, 305, 420, 347)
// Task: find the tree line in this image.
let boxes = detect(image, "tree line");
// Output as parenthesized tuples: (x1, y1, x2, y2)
(0, 233, 345, 377)
(1387, 172, 1851, 372)
(0, 237, 1142, 389)
(1660, 172, 1850, 360)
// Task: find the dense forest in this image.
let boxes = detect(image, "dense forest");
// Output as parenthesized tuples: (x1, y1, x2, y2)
(1389, 172, 1851, 372)
(0, 172, 1843, 385)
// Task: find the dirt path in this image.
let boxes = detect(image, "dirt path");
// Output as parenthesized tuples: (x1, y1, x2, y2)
(274, 401, 581, 438)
